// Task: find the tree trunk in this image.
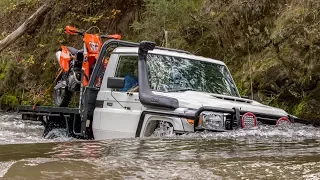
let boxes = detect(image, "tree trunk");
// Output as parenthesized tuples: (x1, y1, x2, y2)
(0, 2, 53, 53)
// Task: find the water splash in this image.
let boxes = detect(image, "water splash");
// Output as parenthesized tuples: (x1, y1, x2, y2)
(178, 123, 320, 142)
(44, 129, 68, 139)
(0, 112, 72, 144)
(1, 112, 320, 144)
(2, 113, 320, 179)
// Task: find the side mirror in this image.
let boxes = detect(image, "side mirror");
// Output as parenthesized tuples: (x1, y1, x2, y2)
(107, 77, 125, 89)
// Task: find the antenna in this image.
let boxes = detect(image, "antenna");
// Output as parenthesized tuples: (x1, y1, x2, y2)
(163, 0, 168, 47)
(245, 11, 253, 100)
(248, 40, 253, 100)
(163, 29, 168, 48)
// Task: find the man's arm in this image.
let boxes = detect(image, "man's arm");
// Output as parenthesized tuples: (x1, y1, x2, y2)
(127, 86, 139, 92)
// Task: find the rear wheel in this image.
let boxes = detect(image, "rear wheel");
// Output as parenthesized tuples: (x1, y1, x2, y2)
(53, 77, 72, 107)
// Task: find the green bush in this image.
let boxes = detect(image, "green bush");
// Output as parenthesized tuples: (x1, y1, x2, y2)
(1, 0, 320, 121)
(131, 0, 320, 120)
(0, 94, 19, 111)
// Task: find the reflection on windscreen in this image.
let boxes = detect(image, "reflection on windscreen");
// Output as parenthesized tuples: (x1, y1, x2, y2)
(147, 54, 239, 97)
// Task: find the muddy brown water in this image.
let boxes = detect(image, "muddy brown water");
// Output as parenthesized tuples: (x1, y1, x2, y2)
(1, 112, 320, 179)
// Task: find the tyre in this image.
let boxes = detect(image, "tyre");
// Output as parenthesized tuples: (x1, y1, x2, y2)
(152, 121, 175, 137)
(43, 128, 67, 139)
(53, 77, 72, 107)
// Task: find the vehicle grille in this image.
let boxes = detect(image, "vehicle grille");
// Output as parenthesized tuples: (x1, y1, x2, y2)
(225, 113, 279, 130)
(241, 115, 278, 126)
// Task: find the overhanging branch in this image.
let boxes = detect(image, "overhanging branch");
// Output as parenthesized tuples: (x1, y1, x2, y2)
(0, 1, 54, 53)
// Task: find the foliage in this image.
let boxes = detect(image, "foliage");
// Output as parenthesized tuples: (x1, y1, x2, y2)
(1, 0, 320, 122)
(131, 0, 205, 49)
(0, 0, 140, 109)
(0, 93, 19, 110)
(131, 0, 320, 121)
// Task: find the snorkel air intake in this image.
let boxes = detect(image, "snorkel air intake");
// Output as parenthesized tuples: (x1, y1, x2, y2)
(138, 41, 179, 109)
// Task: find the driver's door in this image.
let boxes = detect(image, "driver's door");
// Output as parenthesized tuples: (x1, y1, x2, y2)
(93, 54, 142, 139)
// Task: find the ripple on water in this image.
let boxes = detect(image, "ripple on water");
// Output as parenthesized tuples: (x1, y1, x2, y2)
(2, 113, 320, 143)
(1, 113, 320, 179)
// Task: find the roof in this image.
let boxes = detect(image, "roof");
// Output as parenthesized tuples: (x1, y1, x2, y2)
(112, 47, 226, 66)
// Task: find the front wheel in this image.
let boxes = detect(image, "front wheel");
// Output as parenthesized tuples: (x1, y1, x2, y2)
(53, 77, 72, 107)
(152, 121, 175, 137)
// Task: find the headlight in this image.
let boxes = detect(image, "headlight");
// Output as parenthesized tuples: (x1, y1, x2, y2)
(198, 111, 227, 131)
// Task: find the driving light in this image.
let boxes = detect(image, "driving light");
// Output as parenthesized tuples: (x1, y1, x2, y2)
(276, 117, 291, 127)
(241, 112, 257, 129)
(198, 111, 226, 130)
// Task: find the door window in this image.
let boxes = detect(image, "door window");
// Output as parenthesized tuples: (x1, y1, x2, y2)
(115, 56, 138, 92)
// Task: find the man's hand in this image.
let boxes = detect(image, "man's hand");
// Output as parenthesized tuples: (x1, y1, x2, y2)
(127, 86, 139, 92)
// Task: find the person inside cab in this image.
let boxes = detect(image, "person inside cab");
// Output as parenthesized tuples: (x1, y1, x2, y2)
(121, 68, 138, 92)
(117, 57, 139, 92)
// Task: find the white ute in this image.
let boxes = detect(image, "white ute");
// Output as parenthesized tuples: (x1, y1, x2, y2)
(19, 40, 298, 140)
(91, 41, 291, 140)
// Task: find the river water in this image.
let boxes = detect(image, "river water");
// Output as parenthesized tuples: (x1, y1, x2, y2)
(1, 113, 320, 179)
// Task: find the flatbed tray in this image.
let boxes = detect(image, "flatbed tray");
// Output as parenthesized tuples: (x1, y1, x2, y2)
(18, 105, 80, 116)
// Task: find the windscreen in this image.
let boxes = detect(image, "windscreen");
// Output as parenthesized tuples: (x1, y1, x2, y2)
(147, 54, 239, 97)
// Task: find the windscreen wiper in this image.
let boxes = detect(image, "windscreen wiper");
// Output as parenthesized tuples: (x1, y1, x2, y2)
(167, 88, 196, 92)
